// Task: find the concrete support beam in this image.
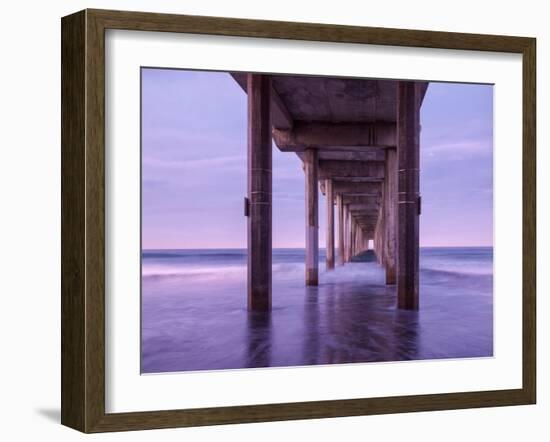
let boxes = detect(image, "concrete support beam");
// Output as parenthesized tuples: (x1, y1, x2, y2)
(332, 181, 382, 196)
(349, 213, 378, 220)
(351, 219, 357, 258)
(337, 194, 345, 265)
(357, 225, 377, 232)
(350, 219, 356, 259)
(342, 195, 380, 205)
(273, 122, 396, 151)
(357, 222, 377, 231)
(358, 225, 364, 253)
(347, 203, 380, 212)
(297, 149, 385, 163)
(363, 230, 369, 252)
(319, 160, 385, 181)
(343, 204, 350, 263)
(305, 148, 319, 285)
(397, 82, 421, 310)
(325, 179, 335, 270)
(347, 212, 354, 262)
(247, 74, 272, 311)
(384, 148, 397, 285)
(374, 202, 385, 264)
(231, 72, 293, 130)
(354, 215, 378, 222)
(357, 227, 363, 254)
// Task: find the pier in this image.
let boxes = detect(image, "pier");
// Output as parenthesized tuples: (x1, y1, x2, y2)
(233, 73, 428, 311)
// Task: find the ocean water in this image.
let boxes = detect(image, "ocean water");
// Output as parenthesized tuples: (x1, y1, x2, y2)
(141, 247, 493, 373)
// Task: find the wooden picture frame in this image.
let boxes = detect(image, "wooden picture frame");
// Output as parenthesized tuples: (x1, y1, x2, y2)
(61, 8, 536, 433)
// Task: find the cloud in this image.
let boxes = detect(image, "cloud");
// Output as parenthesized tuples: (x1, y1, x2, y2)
(143, 127, 243, 147)
(143, 154, 246, 170)
(422, 138, 492, 159)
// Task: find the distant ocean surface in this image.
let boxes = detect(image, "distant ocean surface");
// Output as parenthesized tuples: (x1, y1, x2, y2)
(141, 247, 493, 373)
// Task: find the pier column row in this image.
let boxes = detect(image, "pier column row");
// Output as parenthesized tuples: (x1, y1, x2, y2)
(349, 211, 354, 260)
(337, 194, 345, 265)
(344, 204, 350, 262)
(384, 148, 397, 285)
(350, 219, 356, 260)
(247, 74, 272, 311)
(374, 185, 386, 265)
(305, 148, 319, 286)
(354, 223, 365, 255)
(397, 82, 421, 310)
(325, 179, 335, 270)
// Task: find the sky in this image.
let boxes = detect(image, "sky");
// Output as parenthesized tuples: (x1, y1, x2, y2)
(141, 68, 493, 249)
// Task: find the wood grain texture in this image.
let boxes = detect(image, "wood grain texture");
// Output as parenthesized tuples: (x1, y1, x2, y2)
(85, 8, 533, 52)
(61, 9, 107, 432)
(61, 8, 537, 433)
(61, 10, 86, 432)
(522, 38, 537, 404)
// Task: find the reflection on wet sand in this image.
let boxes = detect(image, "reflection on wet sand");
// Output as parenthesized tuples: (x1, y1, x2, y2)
(246, 312, 272, 368)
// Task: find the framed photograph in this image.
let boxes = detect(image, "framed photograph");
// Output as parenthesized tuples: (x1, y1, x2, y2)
(61, 9, 536, 433)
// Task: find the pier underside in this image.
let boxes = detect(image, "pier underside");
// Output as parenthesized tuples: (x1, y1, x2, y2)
(233, 73, 428, 311)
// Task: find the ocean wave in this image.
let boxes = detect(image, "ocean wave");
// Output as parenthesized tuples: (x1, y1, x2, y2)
(420, 264, 493, 277)
(417, 268, 493, 295)
(142, 264, 246, 279)
(141, 257, 492, 281)
(142, 262, 308, 280)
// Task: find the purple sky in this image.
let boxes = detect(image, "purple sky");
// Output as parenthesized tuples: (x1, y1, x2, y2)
(142, 69, 493, 249)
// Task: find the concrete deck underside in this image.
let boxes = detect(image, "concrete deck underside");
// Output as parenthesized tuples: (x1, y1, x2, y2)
(233, 73, 428, 310)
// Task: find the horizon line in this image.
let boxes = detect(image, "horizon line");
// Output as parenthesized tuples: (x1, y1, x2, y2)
(142, 245, 494, 251)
